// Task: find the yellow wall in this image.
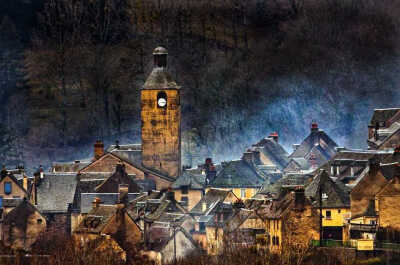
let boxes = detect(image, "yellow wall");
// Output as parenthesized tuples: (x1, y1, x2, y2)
(322, 208, 349, 227)
(357, 239, 374, 251)
(206, 226, 224, 255)
(141, 89, 181, 178)
(0, 176, 27, 199)
(205, 188, 256, 200)
(350, 216, 377, 225)
(174, 189, 203, 211)
(266, 219, 282, 252)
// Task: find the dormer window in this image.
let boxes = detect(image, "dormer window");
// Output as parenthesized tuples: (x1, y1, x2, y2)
(4, 182, 12, 195)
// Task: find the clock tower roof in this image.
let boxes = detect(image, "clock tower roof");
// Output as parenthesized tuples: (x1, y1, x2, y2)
(143, 46, 180, 90)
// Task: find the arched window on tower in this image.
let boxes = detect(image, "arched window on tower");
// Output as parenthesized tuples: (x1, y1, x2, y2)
(157, 91, 167, 108)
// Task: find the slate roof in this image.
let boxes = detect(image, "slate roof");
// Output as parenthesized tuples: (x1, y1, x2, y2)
(171, 171, 205, 190)
(95, 164, 141, 193)
(304, 170, 350, 208)
(190, 189, 237, 215)
(368, 122, 400, 148)
(252, 137, 289, 170)
(80, 193, 141, 213)
(36, 173, 78, 213)
(369, 108, 400, 126)
(143, 67, 179, 90)
(317, 148, 394, 182)
(52, 160, 91, 173)
(208, 160, 264, 189)
(75, 205, 118, 234)
(223, 208, 255, 233)
(258, 192, 297, 219)
(290, 128, 338, 161)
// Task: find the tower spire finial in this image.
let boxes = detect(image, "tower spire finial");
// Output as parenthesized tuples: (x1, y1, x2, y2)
(153, 46, 168, 68)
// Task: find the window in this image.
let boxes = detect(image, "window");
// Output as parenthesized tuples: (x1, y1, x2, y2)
(181, 196, 188, 206)
(37, 219, 42, 224)
(181, 185, 189, 194)
(4, 182, 12, 195)
(199, 222, 205, 232)
(338, 209, 341, 213)
(276, 237, 280, 246)
(0, 196, 2, 208)
(240, 189, 246, 198)
(326, 210, 332, 219)
(370, 220, 376, 225)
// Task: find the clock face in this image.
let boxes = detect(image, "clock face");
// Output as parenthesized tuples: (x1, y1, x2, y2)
(158, 97, 167, 107)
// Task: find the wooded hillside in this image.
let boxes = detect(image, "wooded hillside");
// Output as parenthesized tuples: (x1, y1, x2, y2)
(0, 0, 399, 171)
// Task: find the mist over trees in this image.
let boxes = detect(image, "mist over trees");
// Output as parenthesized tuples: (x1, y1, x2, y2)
(0, 0, 399, 171)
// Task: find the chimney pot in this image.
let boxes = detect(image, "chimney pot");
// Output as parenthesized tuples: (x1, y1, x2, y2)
(311, 122, 319, 132)
(94, 140, 104, 160)
(118, 184, 129, 204)
(269, 132, 279, 142)
(92, 197, 102, 208)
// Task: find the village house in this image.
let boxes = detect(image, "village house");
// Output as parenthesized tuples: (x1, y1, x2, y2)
(345, 160, 400, 248)
(141, 226, 199, 265)
(205, 206, 267, 255)
(367, 108, 400, 150)
(250, 132, 290, 173)
(206, 158, 265, 200)
(257, 188, 320, 252)
(190, 189, 239, 249)
(317, 147, 395, 185)
(304, 170, 350, 241)
(285, 123, 338, 174)
(0, 166, 30, 214)
(73, 188, 142, 260)
(1, 199, 46, 251)
(34, 172, 78, 234)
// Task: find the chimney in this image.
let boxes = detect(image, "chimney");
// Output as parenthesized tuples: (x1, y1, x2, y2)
(92, 197, 102, 209)
(153, 46, 168, 68)
(118, 184, 129, 204)
(369, 157, 380, 175)
(311, 122, 319, 132)
(205, 158, 212, 170)
(1, 165, 6, 179)
(269, 132, 279, 142)
(94, 140, 104, 160)
(39, 165, 44, 179)
(115, 140, 120, 149)
(242, 150, 253, 165)
(293, 144, 300, 152)
(293, 188, 305, 210)
(116, 163, 125, 173)
(166, 190, 175, 201)
(23, 174, 28, 192)
(394, 145, 400, 158)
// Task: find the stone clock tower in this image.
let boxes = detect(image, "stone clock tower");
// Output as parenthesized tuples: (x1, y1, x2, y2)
(141, 47, 181, 178)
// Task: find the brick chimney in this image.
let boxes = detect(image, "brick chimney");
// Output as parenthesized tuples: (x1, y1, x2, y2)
(92, 197, 102, 209)
(94, 140, 104, 160)
(293, 187, 305, 210)
(369, 157, 380, 175)
(166, 190, 175, 201)
(311, 122, 319, 133)
(205, 158, 217, 184)
(118, 184, 129, 204)
(242, 150, 253, 165)
(269, 132, 279, 142)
